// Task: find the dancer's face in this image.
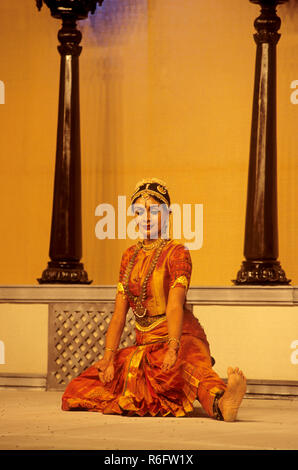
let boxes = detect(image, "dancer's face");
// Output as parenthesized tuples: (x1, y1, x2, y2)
(134, 196, 168, 240)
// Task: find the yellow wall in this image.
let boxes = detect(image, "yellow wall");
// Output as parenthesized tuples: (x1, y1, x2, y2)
(0, 0, 297, 286)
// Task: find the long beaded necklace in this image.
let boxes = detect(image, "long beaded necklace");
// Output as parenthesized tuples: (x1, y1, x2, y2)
(122, 238, 168, 318)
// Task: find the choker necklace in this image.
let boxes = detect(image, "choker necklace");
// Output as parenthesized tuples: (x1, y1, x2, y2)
(122, 238, 169, 318)
(141, 238, 164, 251)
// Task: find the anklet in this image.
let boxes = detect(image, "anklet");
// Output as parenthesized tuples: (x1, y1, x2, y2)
(213, 390, 225, 421)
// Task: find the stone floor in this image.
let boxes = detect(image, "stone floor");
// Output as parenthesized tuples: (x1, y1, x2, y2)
(0, 390, 297, 451)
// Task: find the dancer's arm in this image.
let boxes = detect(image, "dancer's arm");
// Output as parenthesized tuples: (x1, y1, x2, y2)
(162, 285, 186, 371)
(104, 291, 130, 361)
(166, 285, 185, 344)
(103, 247, 131, 362)
(162, 244, 192, 371)
(95, 291, 129, 383)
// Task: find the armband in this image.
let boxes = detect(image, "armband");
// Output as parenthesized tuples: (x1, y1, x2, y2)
(117, 282, 127, 298)
(171, 275, 189, 290)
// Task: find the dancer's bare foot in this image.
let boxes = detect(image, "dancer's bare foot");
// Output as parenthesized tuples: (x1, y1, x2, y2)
(218, 367, 247, 422)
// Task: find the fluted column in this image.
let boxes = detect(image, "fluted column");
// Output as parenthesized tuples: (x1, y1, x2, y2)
(36, 1, 104, 284)
(233, 0, 290, 285)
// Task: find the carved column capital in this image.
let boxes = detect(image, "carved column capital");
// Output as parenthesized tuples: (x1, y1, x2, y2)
(36, 0, 104, 18)
(253, 4, 281, 44)
(250, 0, 289, 44)
(57, 18, 82, 56)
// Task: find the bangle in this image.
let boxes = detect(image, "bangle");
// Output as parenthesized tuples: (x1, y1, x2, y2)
(167, 337, 180, 349)
(105, 347, 116, 353)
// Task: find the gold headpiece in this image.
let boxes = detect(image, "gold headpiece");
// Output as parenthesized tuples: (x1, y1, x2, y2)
(133, 178, 168, 191)
(131, 177, 170, 206)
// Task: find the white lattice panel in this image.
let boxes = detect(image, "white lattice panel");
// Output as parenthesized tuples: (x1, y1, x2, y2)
(47, 303, 135, 390)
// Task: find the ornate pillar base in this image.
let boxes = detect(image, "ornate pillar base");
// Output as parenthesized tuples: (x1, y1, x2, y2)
(233, 260, 291, 285)
(37, 261, 92, 284)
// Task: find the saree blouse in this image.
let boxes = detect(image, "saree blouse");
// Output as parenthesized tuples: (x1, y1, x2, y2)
(116, 239, 192, 318)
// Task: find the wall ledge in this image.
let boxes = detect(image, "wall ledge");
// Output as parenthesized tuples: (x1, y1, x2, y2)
(0, 373, 297, 398)
(0, 284, 298, 305)
(0, 373, 47, 390)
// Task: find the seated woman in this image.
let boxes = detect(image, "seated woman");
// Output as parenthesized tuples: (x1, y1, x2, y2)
(62, 178, 246, 421)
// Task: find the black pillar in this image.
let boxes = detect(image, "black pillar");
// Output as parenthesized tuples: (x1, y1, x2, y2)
(233, 0, 290, 285)
(36, 1, 104, 284)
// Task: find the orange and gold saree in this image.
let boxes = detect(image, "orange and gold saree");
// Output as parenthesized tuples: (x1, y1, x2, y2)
(61, 239, 226, 418)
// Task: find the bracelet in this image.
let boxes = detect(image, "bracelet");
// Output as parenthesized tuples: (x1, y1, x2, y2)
(105, 347, 116, 353)
(167, 337, 180, 349)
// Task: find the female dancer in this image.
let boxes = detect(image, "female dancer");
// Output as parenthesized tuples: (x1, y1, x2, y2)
(62, 178, 246, 421)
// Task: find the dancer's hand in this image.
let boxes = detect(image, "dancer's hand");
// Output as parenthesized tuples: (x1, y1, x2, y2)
(95, 357, 115, 384)
(162, 348, 177, 371)
(102, 363, 115, 384)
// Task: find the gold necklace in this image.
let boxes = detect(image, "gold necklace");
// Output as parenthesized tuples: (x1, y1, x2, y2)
(122, 238, 168, 318)
(141, 238, 163, 251)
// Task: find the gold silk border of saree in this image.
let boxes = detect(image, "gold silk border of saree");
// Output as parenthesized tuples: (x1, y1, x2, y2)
(135, 315, 167, 332)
